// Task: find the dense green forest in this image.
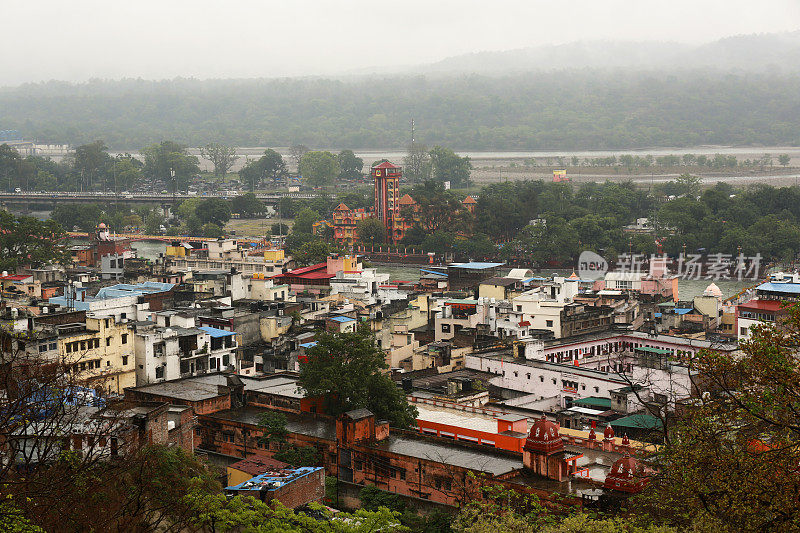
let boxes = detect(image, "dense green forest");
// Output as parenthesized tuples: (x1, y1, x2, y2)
(2, 70, 799, 149)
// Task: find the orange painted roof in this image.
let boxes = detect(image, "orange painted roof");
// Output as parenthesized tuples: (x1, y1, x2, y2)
(462, 196, 477, 204)
(398, 194, 416, 205)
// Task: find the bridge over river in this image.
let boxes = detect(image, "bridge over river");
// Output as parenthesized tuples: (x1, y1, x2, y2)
(0, 191, 323, 206)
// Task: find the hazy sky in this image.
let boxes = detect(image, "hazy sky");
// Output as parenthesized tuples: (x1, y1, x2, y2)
(2, 0, 799, 85)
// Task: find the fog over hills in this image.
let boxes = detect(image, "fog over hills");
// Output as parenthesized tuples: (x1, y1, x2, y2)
(416, 32, 800, 75)
(1, 32, 799, 150)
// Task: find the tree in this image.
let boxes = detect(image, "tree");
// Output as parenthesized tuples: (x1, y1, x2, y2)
(142, 141, 200, 192)
(404, 142, 432, 183)
(637, 306, 800, 532)
(778, 154, 791, 167)
(293, 238, 332, 266)
(239, 149, 287, 191)
(196, 198, 231, 226)
(271, 222, 290, 235)
(201, 222, 224, 238)
(262, 148, 288, 183)
(337, 150, 364, 180)
(74, 140, 111, 191)
(0, 212, 69, 271)
(293, 207, 321, 234)
(289, 144, 309, 169)
(257, 411, 289, 445)
(429, 146, 472, 188)
(199, 142, 238, 178)
(356, 218, 386, 245)
(299, 327, 418, 428)
(0, 144, 22, 192)
(299, 151, 340, 187)
(231, 192, 263, 218)
(673, 173, 701, 197)
(111, 155, 142, 191)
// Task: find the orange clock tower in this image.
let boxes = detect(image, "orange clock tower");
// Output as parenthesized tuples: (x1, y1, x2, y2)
(372, 161, 402, 242)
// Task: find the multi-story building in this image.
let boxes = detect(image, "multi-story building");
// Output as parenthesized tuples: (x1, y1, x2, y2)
(373, 161, 402, 242)
(133, 311, 239, 383)
(736, 272, 800, 341)
(167, 238, 294, 277)
(48, 281, 176, 322)
(59, 316, 136, 394)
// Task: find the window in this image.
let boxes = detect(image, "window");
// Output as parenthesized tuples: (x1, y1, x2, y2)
(526, 373, 531, 380)
(740, 326, 748, 336)
(106, 337, 112, 346)
(121, 334, 128, 344)
(516, 305, 522, 312)
(49, 342, 57, 351)
(539, 376, 544, 382)
(122, 356, 128, 366)
(594, 386, 599, 393)
(106, 360, 110, 366)
(80, 340, 86, 351)
(546, 320, 553, 327)
(39, 344, 48, 353)
(441, 324, 451, 333)
(155, 366, 164, 379)
(104, 319, 110, 328)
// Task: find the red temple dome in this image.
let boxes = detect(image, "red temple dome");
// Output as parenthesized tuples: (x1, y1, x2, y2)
(604, 424, 615, 440)
(603, 454, 648, 493)
(524, 415, 564, 455)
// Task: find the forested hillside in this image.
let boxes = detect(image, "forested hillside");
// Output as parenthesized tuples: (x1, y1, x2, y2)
(2, 70, 799, 150)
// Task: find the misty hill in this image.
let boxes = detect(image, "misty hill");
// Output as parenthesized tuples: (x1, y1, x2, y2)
(1, 69, 799, 150)
(423, 32, 800, 74)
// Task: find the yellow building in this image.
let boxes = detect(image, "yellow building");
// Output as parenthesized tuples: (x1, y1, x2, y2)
(60, 316, 136, 394)
(263, 249, 285, 262)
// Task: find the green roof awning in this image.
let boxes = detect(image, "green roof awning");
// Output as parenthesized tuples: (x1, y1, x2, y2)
(445, 299, 478, 305)
(611, 414, 663, 430)
(572, 397, 612, 409)
(635, 346, 672, 355)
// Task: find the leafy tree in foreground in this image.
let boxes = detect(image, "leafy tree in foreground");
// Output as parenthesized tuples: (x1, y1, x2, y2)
(636, 304, 800, 532)
(299, 327, 418, 428)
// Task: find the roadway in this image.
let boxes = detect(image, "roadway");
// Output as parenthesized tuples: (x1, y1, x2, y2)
(0, 191, 323, 205)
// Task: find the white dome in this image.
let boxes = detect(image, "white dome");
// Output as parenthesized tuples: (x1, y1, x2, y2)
(703, 282, 723, 298)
